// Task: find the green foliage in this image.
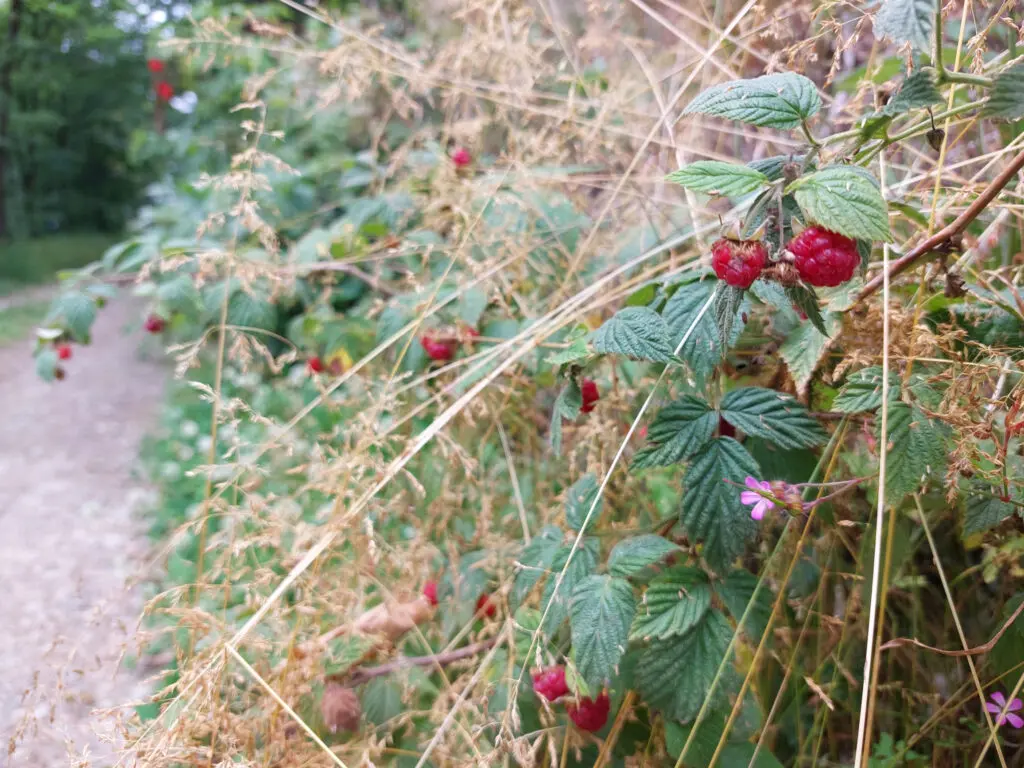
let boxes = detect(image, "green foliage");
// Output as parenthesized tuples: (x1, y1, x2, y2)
(779, 313, 840, 395)
(683, 73, 821, 129)
(985, 63, 1024, 120)
(833, 367, 901, 413)
(715, 569, 774, 643)
(591, 306, 675, 363)
(570, 575, 635, 688)
(632, 396, 717, 469)
(787, 166, 891, 242)
(565, 473, 602, 531)
(879, 403, 949, 499)
(720, 387, 827, 449)
(608, 535, 682, 578)
(630, 566, 712, 641)
(540, 540, 599, 635)
(784, 284, 828, 336)
(550, 380, 583, 454)
(663, 279, 739, 378)
(514, 525, 564, 606)
(680, 437, 760, 570)
(882, 70, 942, 115)
(873, 0, 935, 51)
(666, 161, 770, 197)
(963, 487, 1018, 536)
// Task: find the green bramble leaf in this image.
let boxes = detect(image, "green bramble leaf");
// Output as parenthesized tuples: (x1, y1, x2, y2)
(570, 575, 636, 688)
(547, 326, 590, 366)
(663, 279, 743, 379)
(156, 274, 200, 314)
(779, 312, 840, 397)
(666, 718, 786, 768)
(457, 285, 489, 327)
(227, 289, 278, 331)
(881, 69, 942, 115)
(963, 486, 1018, 536)
(715, 569, 774, 644)
(874, 0, 934, 52)
(550, 380, 583, 454)
(680, 437, 761, 570)
(787, 166, 891, 242)
(633, 395, 717, 469)
(747, 155, 811, 182)
(666, 161, 770, 197)
(323, 635, 375, 676)
(985, 63, 1024, 121)
(590, 306, 674, 363)
(362, 678, 403, 726)
(565, 473, 603, 531)
(784, 283, 828, 336)
(634, 609, 735, 722)
(879, 403, 948, 499)
(714, 284, 746, 349)
(540, 540, 599, 635)
(833, 367, 901, 413)
(683, 73, 821, 129)
(608, 535, 682, 579)
(720, 386, 828, 449)
(35, 347, 59, 382)
(630, 566, 712, 641)
(51, 291, 97, 343)
(513, 524, 563, 607)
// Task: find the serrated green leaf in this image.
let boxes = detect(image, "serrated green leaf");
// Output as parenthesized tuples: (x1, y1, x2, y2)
(156, 274, 200, 314)
(609, 535, 682, 578)
(874, 0, 934, 51)
(362, 678, 403, 726)
(323, 635, 374, 676)
(591, 306, 674, 362)
(833, 366, 900, 413)
(963, 487, 1018, 536)
(720, 386, 828, 449)
(748, 155, 812, 182)
(667, 161, 770, 197)
(716, 569, 773, 644)
(784, 283, 827, 336)
(663, 280, 740, 379)
(879, 403, 948, 499)
(513, 524, 563, 607)
(513, 606, 544, 660)
(53, 291, 97, 342)
(227, 289, 278, 331)
(787, 166, 891, 242)
(683, 73, 821, 129)
(714, 284, 746, 349)
(779, 313, 839, 396)
(665, 713, 728, 766)
(547, 336, 590, 366)
(457, 286, 489, 327)
(565, 473, 603, 531)
(35, 347, 59, 382)
(632, 395, 717, 469)
(635, 609, 734, 722)
(986, 63, 1024, 120)
(681, 438, 761, 570)
(882, 69, 942, 115)
(819, 276, 865, 312)
(540, 541, 599, 635)
(570, 575, 636, 688)
(551, 380, 583, 454)
(631, 566, 712, 641)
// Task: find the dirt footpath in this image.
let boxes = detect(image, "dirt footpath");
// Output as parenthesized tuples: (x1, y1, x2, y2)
(0, 297, 166, 767)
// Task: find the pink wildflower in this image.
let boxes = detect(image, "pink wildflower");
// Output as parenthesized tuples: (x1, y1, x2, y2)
(986, 692, 1023, 728)
(740, 476, 775, 521)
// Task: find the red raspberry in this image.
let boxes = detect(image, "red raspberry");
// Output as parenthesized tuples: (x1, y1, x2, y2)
(787, 226, 860, 288)
(56, 344, 72, 361)
(580, 378, 599, 413)
(718, 416, 736, 438)
(567, 693, 610, 732)
(420, 335, 456, 362)
(308, 356, 324, 373)
(475, 592, 497, 618)
(422, 581, 439, 607)
(155, 81, 174, 102)
(144, 314, 165, 333)
(451, 147, 472, 167)
(147, 59, 165, 73)
(532, 666, 569, 701)
(711, 238, 767, 289)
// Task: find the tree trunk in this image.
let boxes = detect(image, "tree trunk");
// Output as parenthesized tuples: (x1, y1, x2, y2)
(0, 0, 24, 239)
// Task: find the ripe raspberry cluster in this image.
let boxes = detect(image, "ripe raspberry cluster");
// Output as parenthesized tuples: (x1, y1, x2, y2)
(711, 226, 860, 290)
(531, 665, 611, 732)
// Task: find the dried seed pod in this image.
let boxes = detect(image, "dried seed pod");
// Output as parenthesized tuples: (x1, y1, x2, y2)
(321, 683, 361, 734)
(927, 128, 945, 151)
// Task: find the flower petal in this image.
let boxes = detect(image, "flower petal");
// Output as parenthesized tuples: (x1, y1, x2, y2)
(991, 692, 1007, 708)
(1007, 713, 1024, 729)
(986, 702, 1001, 715)
(740, 491, 762, 506)
(751, 500, 769, 521)
(757, 480, 772, 492)
(744, 476, 761, 491)
(1009, 698, 1023, 712)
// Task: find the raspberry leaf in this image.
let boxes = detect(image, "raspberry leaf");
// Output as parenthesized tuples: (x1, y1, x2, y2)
(634, 609, 735, 722)
(667, 715, 787, 768)
(35, 347, 59, 382)
(683, 73, 821, 129)
(565, 473, 603, 531)
(719, 386, 828, 449)
(680, 437, 761, 570)
(666, 161, 770, 197)
(362, 678, 403, 726)
(963, 487, 1018, 537)
(540, 540, 600, 635)
(51, 290, 97, 343)
(873, 0, 934, 52)
(784, 284, 828, 336)
(787, 166, 891, 242)
(663, 279, 746, 379)
(632, 396, 717, 469)
(609, 535, 682, 578)
(630, 566, 712, 641)
(985, 63, 1024, 120)
(833, 367, 901, 413)
(570, 574, 636, 688)
(878, 402, 949, 500)
(715, 569, 774, 644)
(714, 284, 746, 348)
(156, 274, 201, 314)
(779, 311, 840, 396)
(513, 524, 563, 607)
(591, 306, 674, 362)
(881, 69, 942, 115)
(748, 154, 812, 182)
(550, 380, 583, 454)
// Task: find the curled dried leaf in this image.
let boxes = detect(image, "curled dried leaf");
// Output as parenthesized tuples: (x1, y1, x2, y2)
(352, 595, 433, 642)
(321, 683, 361, 734)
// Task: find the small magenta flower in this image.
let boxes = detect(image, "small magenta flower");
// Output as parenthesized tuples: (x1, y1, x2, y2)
(986, 691, 1023, 728)
(740, 477, 775, 521)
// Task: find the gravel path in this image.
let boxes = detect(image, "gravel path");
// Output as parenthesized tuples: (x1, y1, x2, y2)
(0, 298, 167, 767)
